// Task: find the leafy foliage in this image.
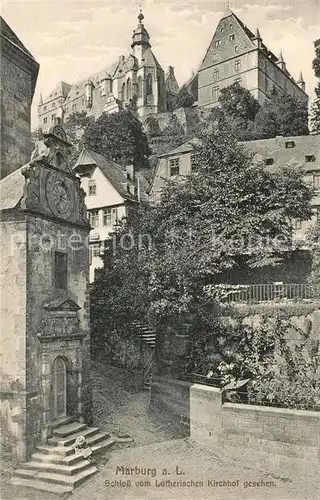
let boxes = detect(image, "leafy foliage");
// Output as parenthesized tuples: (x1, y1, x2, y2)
(307, 220, 320, 285)
(63, 111, 95, 165)
(311, 39, 320, 134)
(253, 88, 309, 138)
(83, 110, 151, 168)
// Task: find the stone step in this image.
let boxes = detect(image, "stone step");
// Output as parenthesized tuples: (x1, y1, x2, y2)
(49, 426, 100, 447)
(9, 477, 73, 496)
(31, 451, 84, 466)
(36, 444, 76, 457)
(53, 421, 88, 437)
(86, 431, 111, 447)
(13, 465, 97, 488)
(51, 415, 75, 430)
(91, 436, 117, 454)
(20, 458, 91, 476)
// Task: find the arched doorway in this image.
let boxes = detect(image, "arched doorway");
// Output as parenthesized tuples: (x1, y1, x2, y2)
(51, 356, 67, 420)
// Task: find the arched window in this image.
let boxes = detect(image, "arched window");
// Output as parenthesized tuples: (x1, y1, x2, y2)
(121, 82, 126, 101)
(137, 76, 142, 97)
(127, 78, 132, 101)
(146, 74, 153, 95)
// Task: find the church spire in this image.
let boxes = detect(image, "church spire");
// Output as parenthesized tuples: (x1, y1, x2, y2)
(277, 50, 286, 71)
(131, 10, 151, 63)
(297, 71, 305, 91)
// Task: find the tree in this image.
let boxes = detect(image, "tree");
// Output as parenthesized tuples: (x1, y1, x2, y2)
(253, 89, 309, 138)
(83, 110, 151, 168)
(197, 82, 260, 141)
(63, 111, 95, 165)
(91, 124, 313, 353)
(311, 39, 320, 134)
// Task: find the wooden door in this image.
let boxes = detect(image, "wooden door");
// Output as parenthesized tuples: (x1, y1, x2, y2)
(52, 356, 67, 419)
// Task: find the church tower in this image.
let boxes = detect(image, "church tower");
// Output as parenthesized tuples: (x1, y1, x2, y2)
(131, 10, 151, 65)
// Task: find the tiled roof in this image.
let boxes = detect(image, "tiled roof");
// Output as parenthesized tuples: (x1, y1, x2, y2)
(157, 138, 200, 158)
(74, 148, 138, 201)
(65, 65, 116, 103)
(242, 134, 320, 173)
(0, 166, 25, 210)
(44, 81, 72, 102)
(142, 48, 163, 70)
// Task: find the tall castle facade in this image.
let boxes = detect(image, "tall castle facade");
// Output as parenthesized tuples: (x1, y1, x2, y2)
(38, 12, 179, 131)
(38, 9, 308, 131)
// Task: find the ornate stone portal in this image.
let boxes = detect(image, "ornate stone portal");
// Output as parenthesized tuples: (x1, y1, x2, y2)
(0, 124, 91, 460)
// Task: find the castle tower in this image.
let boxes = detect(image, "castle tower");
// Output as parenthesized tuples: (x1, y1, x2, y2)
(131, 10, 151, 65)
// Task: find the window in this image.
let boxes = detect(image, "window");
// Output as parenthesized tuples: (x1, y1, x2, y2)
(88, 180, 96, 195)
(221, 26, 225, 33)
(265, 76, 268, 91)
(72, 103, 77, 112)
(265, 158, 274, 166)
(54, 252, 67, 290)
(212, 86, 220, 100)
(89, 210, 99, 228)
(121, 82, 126, 101)
(190, 154, 195, 171)
(111, 208, 118, 225)
(229, 34, 235, 41)
(169, 158, 180, 176)
(103, 208, 112, 226)
(229, 23, 233, 30)
(90, 244, 101, 263)
(43, 117, 47, 124)
(294, 220, 302, 230)
(235, 45, 239, 53)
(52, 102, 55, 108)
(313, 173, 320, 189)
(137, 76, 142, 97)
(44, 105, 47, 111)
(214, 39, 221, 47)
(146, 74, 153, 95)
(213, 68, 219, 80)
(213, 53, 218, 62)
(285, 141, 295, 149)
(51, 114, 56, 123)
(305, 155, 315, 162)
(235, 60, 240, 72)
(127, 77, 132, 100)
(82, 99, 85, 106)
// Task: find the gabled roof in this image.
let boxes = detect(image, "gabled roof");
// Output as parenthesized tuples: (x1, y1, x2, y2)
(0, 166, 25, 210)
(141, 47, 163, 70)
(0, 17, 36, 60)
(44, 298, 80, 311)
(157, 138, 200, 158)
(74, 148, 137, 202)
(44, 81, 72, 102)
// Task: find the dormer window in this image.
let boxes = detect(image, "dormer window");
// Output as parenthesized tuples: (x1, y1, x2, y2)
(229, 34, 235, 41)
(265, 158, 274, 166)
(213, 53, 218, 62)
(221, 26, 225, 33)
(170, 158, 180, 176)
(305, 155, 315, 162)
(215, 40, 221, 47)
(52, 102, 55, 108)
(235, 60, 241, 72)
(44, 105, 47, 111)
(235, 45, 239, 53)
(88, 180, 96, 195)
(285, 141, 295, 149)
(213, 68, 219, 80)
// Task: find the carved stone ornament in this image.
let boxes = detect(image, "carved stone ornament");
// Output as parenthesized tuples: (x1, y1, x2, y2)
(21, 163, 41, 210)
(38, 298, 83, 340)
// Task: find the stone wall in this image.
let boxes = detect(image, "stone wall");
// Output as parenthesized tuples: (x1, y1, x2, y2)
(150, 378, 320, 478)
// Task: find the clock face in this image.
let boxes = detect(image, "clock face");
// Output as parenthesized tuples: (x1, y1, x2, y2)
(46, 173, 73, 219)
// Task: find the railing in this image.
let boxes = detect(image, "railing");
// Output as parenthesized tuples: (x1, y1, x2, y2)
(142, 351, 154, 388)
(215, 283, 320, 304)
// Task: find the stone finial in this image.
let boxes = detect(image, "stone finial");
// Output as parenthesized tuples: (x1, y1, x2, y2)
(39, 92, 43, 106)
(254, 27, 261, 39)
(138, 9, 144, 24)
(278, 50, 284, 62)
(297, 71, 305, 83)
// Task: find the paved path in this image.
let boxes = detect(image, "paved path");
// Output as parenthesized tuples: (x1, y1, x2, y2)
(2, 363, 319, 500)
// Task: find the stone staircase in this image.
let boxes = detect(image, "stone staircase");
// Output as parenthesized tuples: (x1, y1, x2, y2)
(132, 320, 156, 390)
(9, 416, 120, 496)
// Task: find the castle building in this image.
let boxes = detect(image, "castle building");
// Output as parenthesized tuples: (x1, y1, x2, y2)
(38, 11, 179, 130)
(175, 8, 308, 110)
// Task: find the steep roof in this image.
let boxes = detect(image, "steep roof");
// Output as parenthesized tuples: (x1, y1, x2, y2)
(73, 148, 138, 202)
(65, 64, 117, 102)
(0, 17, 36, 60)
(157, 138, 200, 158)
(0, 166, 25, 210)
(142, 47, 163, 70)
(44, 81, 72, 102)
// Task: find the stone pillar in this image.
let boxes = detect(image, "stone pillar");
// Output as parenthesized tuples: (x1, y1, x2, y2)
(40, 358, 52, 442)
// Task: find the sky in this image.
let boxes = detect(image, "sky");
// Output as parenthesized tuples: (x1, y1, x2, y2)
(2, 0, 319, 129)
